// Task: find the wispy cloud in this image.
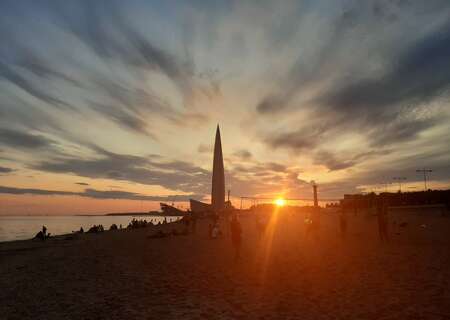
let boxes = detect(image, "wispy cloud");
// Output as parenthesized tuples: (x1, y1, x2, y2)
(0, 0, 216, 141)
(233, 149, 252, 160)
(198, 144, 213, 153)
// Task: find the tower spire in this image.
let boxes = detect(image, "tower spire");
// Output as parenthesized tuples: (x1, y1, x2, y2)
(211, 124, 225, 212)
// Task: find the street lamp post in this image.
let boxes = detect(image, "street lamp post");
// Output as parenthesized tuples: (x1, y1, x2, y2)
(380, 181, 390, 192)
(392, 177, 407, 192)
(416, 169, 432, 191)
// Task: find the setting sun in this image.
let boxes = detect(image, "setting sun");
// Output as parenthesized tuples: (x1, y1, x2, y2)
(274, 198, 286, 207)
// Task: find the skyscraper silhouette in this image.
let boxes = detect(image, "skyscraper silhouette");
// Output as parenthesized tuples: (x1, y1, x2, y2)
(211, 125, 225, 212)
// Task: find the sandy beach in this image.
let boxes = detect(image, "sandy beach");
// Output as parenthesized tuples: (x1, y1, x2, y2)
(1, 209, 450, 320)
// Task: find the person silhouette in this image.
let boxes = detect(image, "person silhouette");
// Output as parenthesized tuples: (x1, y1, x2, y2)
(377, 201, 389, 242)
(255, 214, 264, 237)
(339, 210, 347, 239)
(191, 212, 198, 234)
(230, 214, 242, 261)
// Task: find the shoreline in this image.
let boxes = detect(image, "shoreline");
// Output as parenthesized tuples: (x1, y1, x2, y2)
(0, 215, 182, 245)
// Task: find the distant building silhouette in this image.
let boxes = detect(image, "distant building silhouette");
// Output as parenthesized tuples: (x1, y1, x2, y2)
(341, 190, 450, 212)
(211, 125, 225, 212)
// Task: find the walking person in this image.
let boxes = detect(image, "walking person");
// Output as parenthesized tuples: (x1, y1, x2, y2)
(381, 204, 389, 241)
(230, 214, 242, 261)
(377, 202, 389, 242)
(255, 214, 264, 237)
(339, 210, 347, 239)
(191, 212, 197, 234)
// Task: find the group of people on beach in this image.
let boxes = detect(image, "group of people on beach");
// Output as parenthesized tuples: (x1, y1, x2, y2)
(32, 217, 173, 240)
(127, 218, 167, 229)
(34, 225, 50, 241)
(32, 204, 391, 264)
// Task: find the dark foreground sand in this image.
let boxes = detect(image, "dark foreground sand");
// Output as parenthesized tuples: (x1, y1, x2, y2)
(1, 210, 450, 320)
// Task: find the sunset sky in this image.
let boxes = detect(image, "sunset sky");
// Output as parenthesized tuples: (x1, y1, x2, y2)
(1, 0, 450, 214)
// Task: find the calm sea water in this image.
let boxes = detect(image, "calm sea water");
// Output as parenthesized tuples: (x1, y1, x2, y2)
(0, 215, 181, 242)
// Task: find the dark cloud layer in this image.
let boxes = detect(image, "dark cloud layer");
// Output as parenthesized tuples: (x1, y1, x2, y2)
(0, 185, 200, 202)
(265, 128, 317, 152)
(313, 151, 356, 171)
(0, 166, 14, 174)
(31, 148, 211, 195)
(312, 149, 396, 172)
(0, 128, 53, 149)
(320, 20, 450, 113)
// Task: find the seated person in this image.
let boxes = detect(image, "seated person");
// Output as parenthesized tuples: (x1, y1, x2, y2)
(211, 223, 221, 239)
(34, 231, 45, 240)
